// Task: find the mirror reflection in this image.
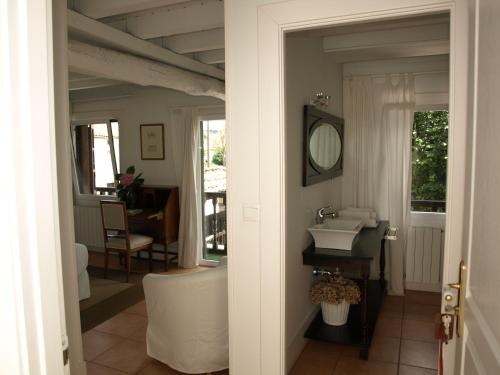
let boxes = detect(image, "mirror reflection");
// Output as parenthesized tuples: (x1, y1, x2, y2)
(309, 123, 342, 170)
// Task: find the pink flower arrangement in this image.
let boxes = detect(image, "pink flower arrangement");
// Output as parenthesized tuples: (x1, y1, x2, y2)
(115, 166, 144, 207)
(120, 174, 134, 187)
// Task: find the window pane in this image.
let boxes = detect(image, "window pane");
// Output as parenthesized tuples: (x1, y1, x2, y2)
(92, 123, 115, 192)
(72, 120, 120, 196)
(411, 111, 448, 212)
(111, 120, 120, 173)
(201, 119, 227, 260)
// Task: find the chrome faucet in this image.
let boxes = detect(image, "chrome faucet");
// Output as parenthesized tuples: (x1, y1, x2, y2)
(316, 205, 337, 224)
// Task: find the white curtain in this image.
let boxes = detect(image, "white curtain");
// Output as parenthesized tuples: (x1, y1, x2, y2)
(178, 108, 203, 268)
(343, 74, 415, 295)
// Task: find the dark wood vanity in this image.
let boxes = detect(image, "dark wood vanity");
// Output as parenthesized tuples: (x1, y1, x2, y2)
(302, 220, 389, 359)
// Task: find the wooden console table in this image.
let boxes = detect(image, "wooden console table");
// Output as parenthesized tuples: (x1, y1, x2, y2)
(302, 220, 389, 359)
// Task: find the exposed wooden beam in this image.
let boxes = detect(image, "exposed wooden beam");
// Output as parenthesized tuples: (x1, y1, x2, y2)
(67, 9, 225, 80)
(323, 23, 449, 52)
(69, 77, 121, 91)
(164, 28, 224, 54)
(328, 41, 449, 63)
(73, 0, 190, 19)
(101, 0, 224, 39)
(68, 40, 225, 100)
(196, 49, 225, 65)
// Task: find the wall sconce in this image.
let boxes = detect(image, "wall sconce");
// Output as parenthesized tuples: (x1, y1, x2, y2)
(310, 92, 331, 107)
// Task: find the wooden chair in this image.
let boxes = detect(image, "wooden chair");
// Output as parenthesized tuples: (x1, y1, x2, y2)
(100, 200, 153, 282)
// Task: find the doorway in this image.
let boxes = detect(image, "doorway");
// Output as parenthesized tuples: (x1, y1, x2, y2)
(224, 1, 470, 374)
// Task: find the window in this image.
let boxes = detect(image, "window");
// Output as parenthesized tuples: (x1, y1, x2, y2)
(72, 120, 120, 195)
(411, 111, 448, 212)
(200, 118, 227, 260)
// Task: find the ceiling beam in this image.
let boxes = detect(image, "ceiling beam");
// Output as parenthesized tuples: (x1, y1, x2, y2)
(329, 41, 449, 63)
(101, 0, 224, 40)
(67, 9, 225, 80)
(163, 28, 224, 54)
(195, 49, 225, 65)
(73, 0, 190, 19)
(69, 77, 121, 91)
(323, 23, 449, 52)
(68, 40, 225, 100)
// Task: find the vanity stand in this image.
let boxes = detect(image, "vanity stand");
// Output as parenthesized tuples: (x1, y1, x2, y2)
(302, 221, 390, 360)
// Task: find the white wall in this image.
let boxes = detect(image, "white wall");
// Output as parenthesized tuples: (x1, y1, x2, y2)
(285, 36, 343, 369)
(71, 85, 223, 187)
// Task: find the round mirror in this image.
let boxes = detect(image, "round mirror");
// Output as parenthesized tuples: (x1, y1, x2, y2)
(309, 122, 342, 170)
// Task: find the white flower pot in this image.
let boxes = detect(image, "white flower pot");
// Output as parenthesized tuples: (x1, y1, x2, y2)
(321, 301, 350, 326)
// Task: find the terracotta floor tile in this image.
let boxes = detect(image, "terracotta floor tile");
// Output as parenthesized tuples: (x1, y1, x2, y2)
(400, 339, 438, 370)
(402, 319, 437, 343)
(373, 317, 402, 338)
(399, 364, 438, 375)
(289, 357, 337, 375)
(82, 330, 124, 361)
(128, 324, 147, 343)
(123, 300, 148, 317)
(380, 296, 404, 318)
(340, 345, 362, 358)
(333, 357, 397, 375)
(404, 304, 440, 323)
(93, 339, 152, 374)
(86, 362, 128, 375)
(94, 312, 148, 339)
(303, 339, 342, 356)
(289, 340, 340, 375)
(368, 336, 400, 364)
(405, 291, 441, 306)
(135, 360, 184, 374)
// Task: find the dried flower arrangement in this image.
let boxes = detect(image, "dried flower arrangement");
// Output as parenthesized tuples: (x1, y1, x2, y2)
(310, 275, 361, 305)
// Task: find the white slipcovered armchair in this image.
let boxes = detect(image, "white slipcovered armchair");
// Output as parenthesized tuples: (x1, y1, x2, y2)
(75, 243, 90, 300)
(143, 264, 228, 374)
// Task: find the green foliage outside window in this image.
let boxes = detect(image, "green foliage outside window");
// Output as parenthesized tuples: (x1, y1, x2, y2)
(212, 144, 226, 166)
(411, 111, 448, 212)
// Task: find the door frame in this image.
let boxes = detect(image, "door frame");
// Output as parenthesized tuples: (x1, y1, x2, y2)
(254, 0, 470, 373)
(0, 0, 71, 373)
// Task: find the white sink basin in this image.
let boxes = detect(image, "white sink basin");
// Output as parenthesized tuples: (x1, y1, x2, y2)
(307, 218, 364, 250)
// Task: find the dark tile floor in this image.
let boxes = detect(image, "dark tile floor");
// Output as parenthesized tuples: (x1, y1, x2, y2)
(289, 290, 441, 375)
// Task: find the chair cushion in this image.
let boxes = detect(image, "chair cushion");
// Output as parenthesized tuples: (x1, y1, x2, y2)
(106, 234, 153, 250)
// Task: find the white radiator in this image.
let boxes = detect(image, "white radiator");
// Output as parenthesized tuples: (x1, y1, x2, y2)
(74, 205, 104, 250)
(405, 212, 445, 292)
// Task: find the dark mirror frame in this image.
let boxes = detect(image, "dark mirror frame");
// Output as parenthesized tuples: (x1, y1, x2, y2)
(303, 105, 344, 186)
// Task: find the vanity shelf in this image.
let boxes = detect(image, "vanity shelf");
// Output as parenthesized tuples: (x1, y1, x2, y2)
(302, 220, 389, 360)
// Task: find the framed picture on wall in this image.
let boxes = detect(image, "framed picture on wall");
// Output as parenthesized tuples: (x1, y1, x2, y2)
(140, 123, 165, 160)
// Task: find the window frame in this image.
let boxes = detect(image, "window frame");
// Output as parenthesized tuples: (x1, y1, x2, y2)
(410, 107, 449, 213)
(199, 115, 227, 265)
(70, 118, 120, 198)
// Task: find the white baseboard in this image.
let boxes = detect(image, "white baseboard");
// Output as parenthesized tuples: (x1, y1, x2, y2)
(405, 281, 442, 293)
(286, 306, 319, 373)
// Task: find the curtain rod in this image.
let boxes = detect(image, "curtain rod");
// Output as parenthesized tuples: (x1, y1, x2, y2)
(343, 70, 448, 79)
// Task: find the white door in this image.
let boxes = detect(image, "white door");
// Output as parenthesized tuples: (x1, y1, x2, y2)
(441, 0, 500, 373)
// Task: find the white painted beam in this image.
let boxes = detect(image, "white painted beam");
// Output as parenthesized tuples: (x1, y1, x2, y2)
(68, 40, 225, 100)
(69, 77, 121, 91)
(323, 23, 449, 52)
(329, 40, 449, 63)
(67, 9, 225, 80)
(101, 0, 224, 39)
(164, 28, 225, 54)
(196, 49, 225, 65)
(73, 0, 190, 19)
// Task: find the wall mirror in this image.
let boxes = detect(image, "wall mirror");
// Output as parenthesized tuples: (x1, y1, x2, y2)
(303, 105, 344, 186)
